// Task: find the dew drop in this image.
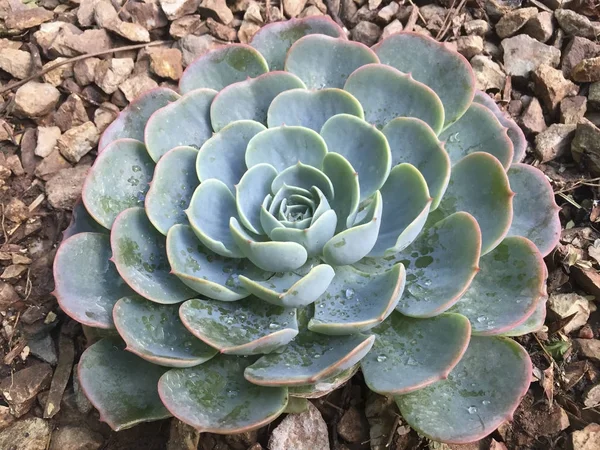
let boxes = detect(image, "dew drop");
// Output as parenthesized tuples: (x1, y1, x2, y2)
(226, 389, 239, 398)
(482, 400, 491, 405)
(406, 356, 417, 366)
(269, 323, 280, 330)
(376, 354, 387, 362)
(318, 303, 325, 308)
(467, 406, 477, 414)
(313, 354, 321, 359)
(345, 288, 355, 299)
(476, 316, 486, 323)
(424, 280, 431, 286)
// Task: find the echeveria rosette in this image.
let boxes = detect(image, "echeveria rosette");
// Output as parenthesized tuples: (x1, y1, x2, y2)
(52, 17, 561, 443)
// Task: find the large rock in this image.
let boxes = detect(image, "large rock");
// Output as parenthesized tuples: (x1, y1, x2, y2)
(572, 57, 600, 82)
(35, 126, 62, 158)
(0, 418, 51, 450)
(571, 423, 600, 450)
(560, 96, 587, 124)
(456, 35, 483, 59)
(554, 9, 600, 40)
(149, 48, 183, 80)
(547, 292, 592, 334)
(58, 29, 113, 56)
(520, 97, 546, 135)
(534, 123, 576, 162)
(523, 11, 554, 43)
(49, 426, 104, 450)
(13, 82, 60, 118)
(94, 58, 135, 94)
(0, 363, 52, 417)
(501, 34, 561, 78)
(561, 36, 600, 79)
(94, 1, 150, 42)
(282, 0, 308, 17)
(5, 7, 53, 31)
(57, 122, 99, 164)
(53, 94, 90, 132)
(175, 34, 221, 66)
(120, 73, 159, 102)
(572, 121, 600, 176)
(532, 64, 578, 111)
(471, 55, 505, 91)
(159, 0, 200, 20)
(46, 165, 91, 210)
(269, 402, 330, 450)
(0, 48, 32, 79)
(574, 339, 600, 364)
(495, 7, 537, 38)
(199, 0, 233, 24)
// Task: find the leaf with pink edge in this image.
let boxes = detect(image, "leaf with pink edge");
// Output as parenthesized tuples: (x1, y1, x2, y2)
(396, 336, 532, 444)
(288, 365, 359, 398)
(99, 88, 180, 152)
(62, 198, 107, 239)
(506, 163, 560, 257)
(113, 295, 217, 367)
(285, 35, 379, 89)
(78, 338, 171, 430)
(502, 297, 547, 337)
(250, 16, 345, 71)
(361, 312, 470, 394)
(53, 232, 134, 329)
(179, 45, 268, 93)
(158, 355, 288, 434)
(179, 297, 298, 355)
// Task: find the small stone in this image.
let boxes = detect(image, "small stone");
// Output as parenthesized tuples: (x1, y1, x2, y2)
(574, 339, 600, 364)
(571, 423, 600, 450)
(94, 58, 135, 94)
(238, 20, 261, 44)
(583, 384, 600, 408)
(5, 198, 28, 223)
(0, 265, 27, 279)
(562, 36, 600, 79)
(495, 7, 538, 39)
(35, 150, 71, 181)
(41, 57, 73, 86)
(77, 0, 98, 27)
(49, 426, 103, 450)
(169, 15, 204, 39)
(244, 2, 263, 24)
(13, 82, 60, 118)
(57, 122, 99, 164)
(534, 123, 576, 162)
(149, 48, 183, 80)
(59, 29, 113, 56)
(377, 2, 399, 24)
(351, 21, 381, 47)
(0, 363, 52, 417)
(269, 402, 330, 450)
(590, 82, 600, 110)
(282, 0, 307, 18)
(6, 7, 53, 31)
(53, 94, 89, 133)
(547, 292, 592, 334)
(0, 405, 15, 431)
(199, 0, 233, 25)
(381, 19, 403, 40)
(28, 334, 57, 366)
(579, 324, 594, 339)
(464, 19, 489, 36)
(0, 48, 32, 79)
(0, 282, 20, 308)
(126, 1, 169, 30)
(337, 406, 368, 443)
(159, 0, 201, 20)
(167, 419, 200, 450)
(521, 97, 547, 134)
(572, 57, 600, 82)
(94, 102, 119, 133)
(5, 155, 23, 176)
(0, 418, 51, 450)
(175, 34, 221, 66)
(560, 96, 587, 124)
(501, 34, 561, 78)
(114, 21, 151, 43)
(94, 1, 150, 43)
(456, 35, 483, 59)
(46, 165, 91, 210)
(120, 73, 159, 102)
(555, 9, 600, 40)
(572, 121, 600, 176)
(73, 58, 100, 86)
(206, 17, 237, 41)
(523, 11, 554, 43)
(470, 55, 505, 91)
(532, 64, 578, 111)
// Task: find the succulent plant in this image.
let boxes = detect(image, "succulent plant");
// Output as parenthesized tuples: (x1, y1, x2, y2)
(53, 17, 560, 444)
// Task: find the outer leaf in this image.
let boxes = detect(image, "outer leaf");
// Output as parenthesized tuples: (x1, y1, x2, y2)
(309, 263, 405, 335)
(369, 164, 432, 256)
(159, 355, 288, 434)
(322, 152, 359, 232)
(246, 126, 328, 171)
(62, 198, 107, 240)
(320, 114, 391, 201)
(145, 146, 198, 235)
(145, 89, 216, 162)
(439, 103, 514, 169)
(285, 35, 379, 89)
(449, 237, 545, 335)
(166, 224, 269, 301)
(111, 207, 196, 304)
(238, 264, 335, 307)
(502, 297, 547, 336)
(373, 33, 475, 128)
(78, 338, 171, 431)
(179, 297, 298, 355)
(82, 139, 154, 229)
(344, 64, 444, 133)
(361, 312, 470, 394)
(98, 87, 180, 151)
(250, 16, 345, 71)
(244, 332, 375, 386)
(506, 163, 561, 257)
(236, 163, 278, 234)
(53, 232, 133, 328)
(179, 45, 268, 93)
(396, 336, 532, 444)
(267, 88, 363, 131)
(113, 296, 217, 367)
(210, 72, 306, 131)
(288, 365, 359, 398)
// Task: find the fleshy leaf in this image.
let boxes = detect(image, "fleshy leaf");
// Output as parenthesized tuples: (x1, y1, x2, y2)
(344, 64, 444, 133)
(113, 296, 217, 367)
(211, 72, 306, 131)
(166, 224, 269, 301)
(506, 163, 560, 257)
(369, 164, 432, 256)
(78, 338, 171, 431)
(361, 312, 470, 394)
(309, 263, 405, 335)
(396, 336, 531, 444)
(285, 35, 379, 89)
(145, 89, 216, 162)
(373, 33, 475, 128)
(382, 118, 450, 210)
(99, 88, 180, 151)
(145, 146, 198, 235)
(250, 16, 345, 71)
(53, 232, 134, 328)
(288, 365, 359, 398)
(267, 88, 363, 131)
(450, 237, 545, 335)
(270, 210, 337, 256)
(320, 114, 391, 201)
(230, 217, 308, 272)
(322, 152, 359, 232)
(502, 297, 547, 337)
(271, 162, 334, 200)
(179, 45, 268, 93)
(158, 355, 288, 433)
(322, 192, 382, 266)
(111, 207, 196, 304)
(473, 91, 527, 163)
(82, 139, 155, 229)
(238, 264, 335, 307)
(246, 126, 328, 171)
(187, 179, 244, 258)
(179, 297, 298, 355)
(244, 332, 375, 386)
(236, 164, 278, 234)
(434, 152, 513, 255)
(438, 103, 514, 169)
(62, 198, 108, 240)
